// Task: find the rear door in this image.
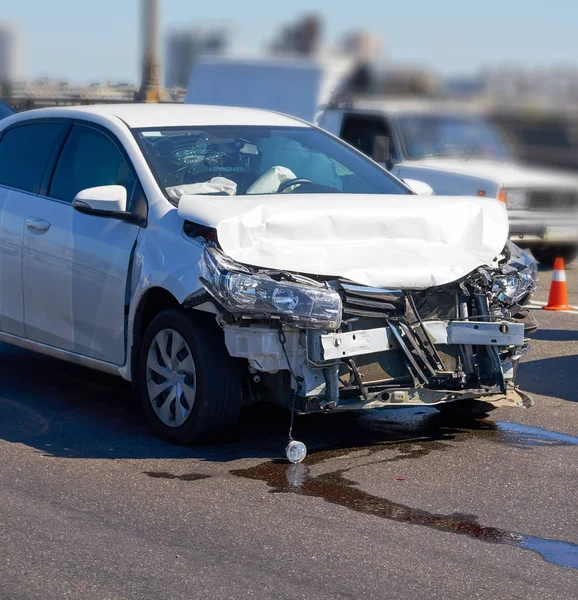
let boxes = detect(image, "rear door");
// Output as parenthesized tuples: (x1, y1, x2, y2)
(21, 121, 144, 365)
(0, 120, 66, 337)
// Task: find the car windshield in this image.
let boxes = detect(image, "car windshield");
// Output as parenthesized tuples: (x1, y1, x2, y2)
(134, 125, 410, 202)
(398, 114, 513, 160)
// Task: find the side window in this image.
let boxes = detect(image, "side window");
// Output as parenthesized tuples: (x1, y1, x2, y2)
(0, 123, 63, 194)
(49, 125, 136, 203)
(340, 114, 398, 161)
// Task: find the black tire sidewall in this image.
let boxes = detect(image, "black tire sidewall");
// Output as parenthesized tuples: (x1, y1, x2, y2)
(138, 309, 242, 444)
(531, 245, 578, 267)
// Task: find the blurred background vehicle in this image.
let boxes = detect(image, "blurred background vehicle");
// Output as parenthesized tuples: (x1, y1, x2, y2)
(491, 110, 578, 172)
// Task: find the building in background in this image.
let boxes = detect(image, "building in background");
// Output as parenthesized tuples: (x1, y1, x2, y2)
(0, 22, 25, 91)
(165, 26, 232, 89)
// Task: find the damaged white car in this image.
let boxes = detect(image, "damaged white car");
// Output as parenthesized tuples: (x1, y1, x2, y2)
(0, 104, 536, 444)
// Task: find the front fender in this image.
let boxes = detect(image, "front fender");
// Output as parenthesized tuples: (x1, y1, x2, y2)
(119, 209, 206, 381)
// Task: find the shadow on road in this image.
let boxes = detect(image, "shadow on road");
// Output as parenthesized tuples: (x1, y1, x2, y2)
(0, 342, 475, 462)
(0, 341, 575, 462)
(517, 354, 578, 402)
(530, 329, 578, 342)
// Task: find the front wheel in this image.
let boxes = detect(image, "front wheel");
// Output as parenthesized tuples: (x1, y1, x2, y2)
(434, 399, 497, 420)
(531, 244, 578, 267)
(139, 309, 244, 444)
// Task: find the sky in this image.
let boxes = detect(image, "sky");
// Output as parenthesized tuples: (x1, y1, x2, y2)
(2, 0, 578, 84)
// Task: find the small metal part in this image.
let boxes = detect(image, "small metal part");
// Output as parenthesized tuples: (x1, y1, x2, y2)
(345, 358, 369, 401)
(285, 440, 307, 464)
(388, 321, 429, 385)
(320, 399, 337, 410)
(334, 338, 341, 347)
(252, 375, 261, 383)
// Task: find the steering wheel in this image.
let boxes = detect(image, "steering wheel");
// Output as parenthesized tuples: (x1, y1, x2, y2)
(276, 178, 315, 193)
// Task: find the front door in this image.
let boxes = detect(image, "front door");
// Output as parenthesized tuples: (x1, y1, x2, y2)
(21, 123, 143, 365)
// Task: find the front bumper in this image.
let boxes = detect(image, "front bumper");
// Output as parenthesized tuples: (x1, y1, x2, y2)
(224, 319, 528, 411)
(308, 321, 524, 362)
(508, 211, 578, 245)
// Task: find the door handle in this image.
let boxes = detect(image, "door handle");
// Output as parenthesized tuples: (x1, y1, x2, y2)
(25, 217, 51, 233)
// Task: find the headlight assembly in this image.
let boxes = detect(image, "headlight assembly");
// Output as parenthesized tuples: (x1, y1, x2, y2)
(199, 246, 342, 330)
(491, 241, 538, 306)
(501, 189, 529, 210)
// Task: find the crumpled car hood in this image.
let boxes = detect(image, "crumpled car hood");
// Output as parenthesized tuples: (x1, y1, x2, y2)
(178, 194, 508, 289)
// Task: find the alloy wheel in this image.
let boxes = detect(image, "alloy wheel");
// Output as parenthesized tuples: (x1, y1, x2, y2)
(146, 328, 197, 428)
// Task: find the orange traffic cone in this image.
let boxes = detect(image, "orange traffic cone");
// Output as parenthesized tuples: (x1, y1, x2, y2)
(543, 257, 572, 311)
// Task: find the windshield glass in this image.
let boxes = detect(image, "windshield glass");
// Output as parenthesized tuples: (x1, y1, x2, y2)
(398, 114, 513, 160)
(134, 125, 410, 201)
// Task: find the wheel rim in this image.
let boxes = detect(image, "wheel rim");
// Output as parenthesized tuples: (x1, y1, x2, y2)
(146, 328, 197, 428)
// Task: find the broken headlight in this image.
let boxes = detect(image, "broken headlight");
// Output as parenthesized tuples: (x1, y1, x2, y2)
(491, 241, 538, 306)
(199, 246, 342, 329)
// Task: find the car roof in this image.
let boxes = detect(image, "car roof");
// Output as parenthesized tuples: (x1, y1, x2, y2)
(349, 97, 487, 117)
(4, 103, 309, 129)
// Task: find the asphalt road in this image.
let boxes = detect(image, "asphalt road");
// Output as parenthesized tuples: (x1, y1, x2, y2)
(1, 263, 577, 599)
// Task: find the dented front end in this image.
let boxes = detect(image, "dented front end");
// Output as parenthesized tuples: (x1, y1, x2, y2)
(189, 242, 535, 414)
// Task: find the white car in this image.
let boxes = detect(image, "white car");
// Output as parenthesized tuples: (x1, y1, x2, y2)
(0, 104, 536, 444)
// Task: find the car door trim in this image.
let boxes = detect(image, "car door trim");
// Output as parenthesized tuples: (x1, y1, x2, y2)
(0, 331, 124, 377)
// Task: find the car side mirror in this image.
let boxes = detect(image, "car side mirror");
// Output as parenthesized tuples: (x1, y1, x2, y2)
(72, 185, 145, 226)
(373, 135, 391, 165)
(73, 185, 127, 213)
(402, 179, 435, 196)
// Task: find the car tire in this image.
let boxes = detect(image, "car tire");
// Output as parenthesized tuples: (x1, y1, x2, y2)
(434, 399, 497, 420)
(531, 245, 578, 267)
(139, 309, 244, 444)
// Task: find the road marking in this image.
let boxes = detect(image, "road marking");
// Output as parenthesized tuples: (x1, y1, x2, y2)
(527, 300, 578, 314)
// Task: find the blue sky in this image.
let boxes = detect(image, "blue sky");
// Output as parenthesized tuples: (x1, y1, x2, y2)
(2, 0, 577, 83)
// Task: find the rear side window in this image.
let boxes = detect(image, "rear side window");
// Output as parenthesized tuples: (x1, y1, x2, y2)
(49, 125, 136, 203)
(0, 123, 63, 194)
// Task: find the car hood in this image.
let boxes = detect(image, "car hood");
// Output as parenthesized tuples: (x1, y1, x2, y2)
(178, 194, 508, 289)
(407, 158, 578, 189)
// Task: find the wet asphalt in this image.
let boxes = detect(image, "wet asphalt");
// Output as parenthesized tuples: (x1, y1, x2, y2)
(1, 263, 577, 599)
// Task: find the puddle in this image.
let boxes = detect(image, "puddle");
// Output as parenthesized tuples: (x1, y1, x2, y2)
(144, 471, 211, 482)
(495, 422, 578, 447)
(231, 421, 578, 570)
(141, 416, 578, 569)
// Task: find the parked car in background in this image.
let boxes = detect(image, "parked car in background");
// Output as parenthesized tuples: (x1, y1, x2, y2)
(317, 100, 578, 266)
(492, 110, 578, 172)
(0, 104, 535, 444)
(186, 59, 578, 266)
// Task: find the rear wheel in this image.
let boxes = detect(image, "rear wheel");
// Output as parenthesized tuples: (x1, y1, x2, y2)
(139, 309, 243, 444)
(434, 399, 497, 420)
(531, 244, 578, 267)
